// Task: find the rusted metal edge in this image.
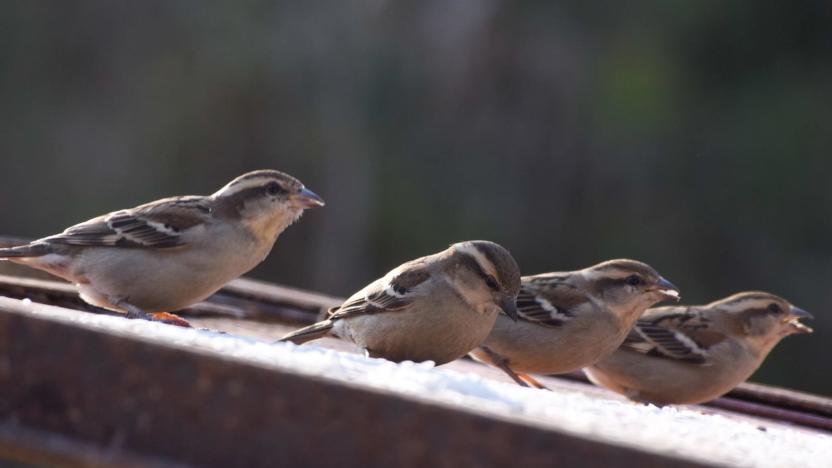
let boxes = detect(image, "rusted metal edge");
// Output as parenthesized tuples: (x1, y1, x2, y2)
(0, 299, 714, 468)
(0, 272, 830, 431)
(556, 372, 832, 430)
(211, 277, 341, 324)
(0, 234, 342, 321)
(221, 276, 342, 311)
(0, 272, 341, 324)
(0, 422, 185, 468)
(705, 398, 832, 432)
(725, 382, 832, 416)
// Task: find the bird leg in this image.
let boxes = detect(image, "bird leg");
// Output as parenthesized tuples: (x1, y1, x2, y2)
(478, 346, 530, 388)
(118, 301, 192, 328)
(150, 312, 192, 328)
(120, 301, 154, 320)
(517, 373, 551, 391)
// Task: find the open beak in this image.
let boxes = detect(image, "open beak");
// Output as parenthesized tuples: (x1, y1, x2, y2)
(291, 187, 325, 208)
(500, 295, 519, 322)
(785, 306, 813, 334)
(652, 277, 681, 302)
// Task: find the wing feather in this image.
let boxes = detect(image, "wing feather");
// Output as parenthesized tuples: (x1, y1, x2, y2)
(511, 275, 585, 327)
(42, 196, 211, 249)
(330, 268, 430, 321)
(621, 308, 726, 365)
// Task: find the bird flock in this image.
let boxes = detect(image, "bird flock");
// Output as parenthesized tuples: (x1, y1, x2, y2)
(0, 169, 814, 406)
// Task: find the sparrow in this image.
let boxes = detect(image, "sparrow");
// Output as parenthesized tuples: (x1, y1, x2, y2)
(469, 259, 680, 388)
(280, 240, 521, 365)
(0, 169, 324, 325)
(584, 291, 813, 405)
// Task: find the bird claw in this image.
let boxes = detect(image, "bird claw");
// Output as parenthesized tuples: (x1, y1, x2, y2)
(150, 312, 192, 328)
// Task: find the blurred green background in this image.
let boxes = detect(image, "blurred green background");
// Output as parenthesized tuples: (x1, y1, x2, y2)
(0, 1, 829, 395)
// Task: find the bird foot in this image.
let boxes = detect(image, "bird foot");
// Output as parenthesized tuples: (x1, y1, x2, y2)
(478, 346, 535, 388)
(121, 302, 192, 328)
(518, 373, 551, 391)
(150, 312, 192, 328)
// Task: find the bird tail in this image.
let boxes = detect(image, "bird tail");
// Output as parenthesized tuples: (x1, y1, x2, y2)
(0, 243, 49, 259)
(278, 320, 335, 345)
(316, 305, 340, 321)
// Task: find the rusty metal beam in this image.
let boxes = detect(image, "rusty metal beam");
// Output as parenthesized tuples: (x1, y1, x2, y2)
(0, 423, 184, 467)
(0, 272, 340, 323)
(0, 272, 830, 433)
(0, 299, 713, 468)
(557, 371, 832, 431)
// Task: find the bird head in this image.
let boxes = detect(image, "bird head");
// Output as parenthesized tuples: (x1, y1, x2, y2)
(448, 240, 521, 321)
(707, 291, 812, 352)
(581, 258, 680, 321)
(212, 169, 324, 242)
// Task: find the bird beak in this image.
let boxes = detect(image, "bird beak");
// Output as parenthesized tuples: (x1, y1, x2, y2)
(653, 277, 681, 302)
(499, 295, 519, 322)
(785, 306, 813, 334)
(291, 187, 325, 208)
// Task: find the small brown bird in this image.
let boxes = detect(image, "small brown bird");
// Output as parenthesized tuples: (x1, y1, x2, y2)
(280, 240, 521, 365)
(0, 170, 324, 325)
(584, 291, 813, 405)
(469, 259, 680, 388)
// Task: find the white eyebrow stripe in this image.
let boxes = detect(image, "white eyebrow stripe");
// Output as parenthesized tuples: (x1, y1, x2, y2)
(455, 243, 497, 278)
(580, 269, 603, 281)
(212, 178, 272, 197)
(715, 298, 771, 313)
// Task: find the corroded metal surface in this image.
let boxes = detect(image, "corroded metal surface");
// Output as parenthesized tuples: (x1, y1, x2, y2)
(0, 423, 184, 467)
(0, 271, 830, 433)
(0, 301, 712, 468)
(0, 272, 340, 323)
(557, 372, 832, 432)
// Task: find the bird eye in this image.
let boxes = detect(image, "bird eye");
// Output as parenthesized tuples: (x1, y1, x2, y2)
(266, 182, 284, 196)
(485, 275, 499, 291)
(767, 303, 781, 314)
(625, 275, 642, 286)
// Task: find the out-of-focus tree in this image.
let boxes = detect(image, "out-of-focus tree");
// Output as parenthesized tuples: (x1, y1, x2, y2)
(0, 1, 830, 394)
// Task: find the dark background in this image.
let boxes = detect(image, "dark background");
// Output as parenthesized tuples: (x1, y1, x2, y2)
(1, 1, 829, 395)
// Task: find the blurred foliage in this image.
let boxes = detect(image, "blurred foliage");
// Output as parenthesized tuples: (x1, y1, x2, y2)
(0, 1, 830, 394)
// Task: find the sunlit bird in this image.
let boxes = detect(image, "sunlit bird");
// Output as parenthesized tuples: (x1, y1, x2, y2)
(470, 259, 680, 388)
(0, 169, 324, 325)
(280, 240, 521, 365)
(584, 291, 813, 405)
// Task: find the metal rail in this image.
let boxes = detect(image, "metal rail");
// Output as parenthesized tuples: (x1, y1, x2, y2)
(0, 271, 829, 434)
(0, 296, 714, 468)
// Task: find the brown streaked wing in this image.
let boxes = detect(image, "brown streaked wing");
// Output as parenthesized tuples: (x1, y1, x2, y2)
(330, 268, 431, 320)
(512, 278, 586, 327)
(622, 307, 726, 364)
(43, 196, 210, 249)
